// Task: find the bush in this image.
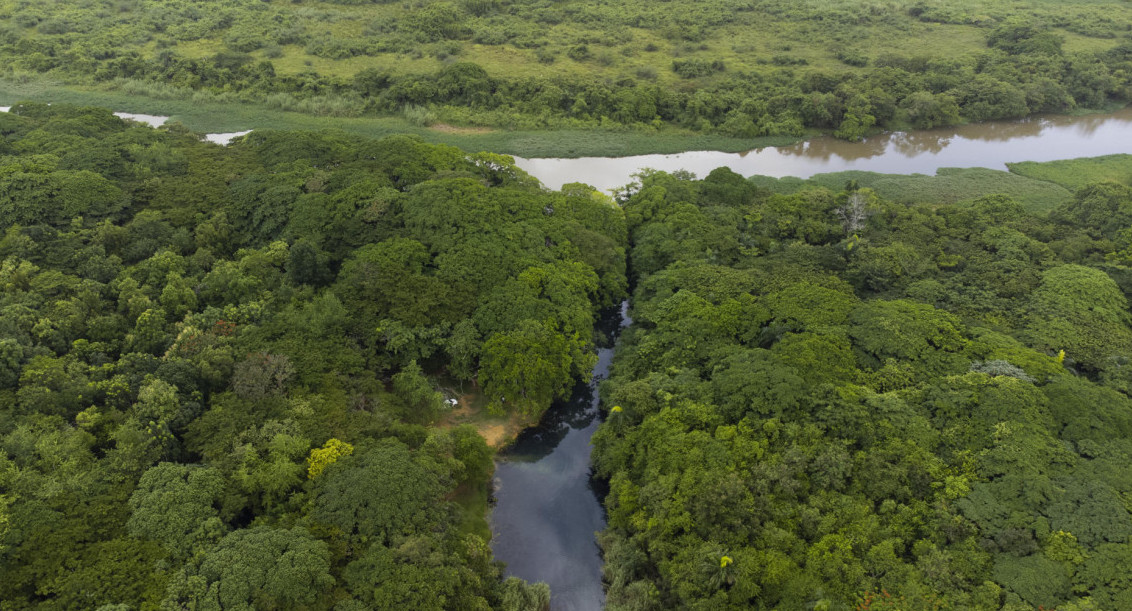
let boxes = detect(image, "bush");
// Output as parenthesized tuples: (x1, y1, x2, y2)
(403, 104, 437, 126)
(672, 58, 724, 78)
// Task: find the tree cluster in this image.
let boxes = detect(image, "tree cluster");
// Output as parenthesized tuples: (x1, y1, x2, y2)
(2, 0, 1132, 136)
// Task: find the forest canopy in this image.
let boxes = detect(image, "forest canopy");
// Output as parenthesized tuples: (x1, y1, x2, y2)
(593, 168, 1132, 610)
(0, 103, 625, 609)
(5, 100, 1132, 610)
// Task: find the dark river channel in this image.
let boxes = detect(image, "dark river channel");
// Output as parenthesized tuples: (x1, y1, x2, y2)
(514, 106, 1132, 192)
(11, 100, 1126, 609)
(489, 302, 630, 611)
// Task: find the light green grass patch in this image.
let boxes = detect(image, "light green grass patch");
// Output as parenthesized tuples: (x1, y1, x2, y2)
(751, 166, 1073, 213)
(1007, 155, 1132, 191)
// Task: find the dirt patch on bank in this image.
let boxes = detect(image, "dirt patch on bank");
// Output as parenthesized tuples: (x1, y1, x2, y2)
(429, 123, 495, 135)
(436, 391, 534, 449)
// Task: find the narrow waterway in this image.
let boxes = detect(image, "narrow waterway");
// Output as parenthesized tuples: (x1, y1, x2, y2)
(0, 106, 251, 144)
(513, 107, 1132, 192)
(489, 301, 631, 611)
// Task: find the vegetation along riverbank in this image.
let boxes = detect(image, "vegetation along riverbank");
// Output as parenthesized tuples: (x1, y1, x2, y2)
(0, 103, 627, 609)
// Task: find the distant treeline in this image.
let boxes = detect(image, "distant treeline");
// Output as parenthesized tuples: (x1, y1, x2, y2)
(3, 0, 1132, 137)
(47, 41, 1132, 138)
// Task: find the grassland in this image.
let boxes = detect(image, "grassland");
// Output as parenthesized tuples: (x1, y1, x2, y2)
(1, 0, 1130, 144)
(4, 0, 1116, 90)
(1008, 154, 1132, 191)
(751, 167, 1074, 213)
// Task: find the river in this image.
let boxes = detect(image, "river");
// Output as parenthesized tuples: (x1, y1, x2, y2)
(513, 107, 1132, 192)
(5, 98, 1129, 608)
(489, 302, 630, 611)
(5, 104, 1130, 193)
(487, 109, 1132, 611)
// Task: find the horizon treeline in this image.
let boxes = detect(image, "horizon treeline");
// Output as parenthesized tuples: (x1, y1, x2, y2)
(2, 0, 1132, 137)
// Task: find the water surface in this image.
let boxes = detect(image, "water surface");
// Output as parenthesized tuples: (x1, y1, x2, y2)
(514, 107, 1132, 192)
(490, 302, 630, 611)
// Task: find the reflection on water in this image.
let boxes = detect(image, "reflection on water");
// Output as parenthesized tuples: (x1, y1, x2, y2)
(514, 107, 1132, 192)
(490, 302, 631, 611)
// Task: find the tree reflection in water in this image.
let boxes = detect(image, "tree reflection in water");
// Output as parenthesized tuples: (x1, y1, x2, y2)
(516, 106, 1132, 192)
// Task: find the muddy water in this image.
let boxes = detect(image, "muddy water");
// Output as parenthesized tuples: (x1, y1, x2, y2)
(490, 302, 630, 611)
(514, 107, 1132, 192)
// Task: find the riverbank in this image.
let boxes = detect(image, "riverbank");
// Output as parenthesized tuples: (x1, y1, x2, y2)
(513, 108, 1132, 204)
(0, 79, 798, 158)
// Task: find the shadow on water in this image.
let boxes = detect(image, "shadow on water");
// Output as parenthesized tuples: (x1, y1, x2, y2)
(501, 306, 628, 464)
(490, 302, 631, 611)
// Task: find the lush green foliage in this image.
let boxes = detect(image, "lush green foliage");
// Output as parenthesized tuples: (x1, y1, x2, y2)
(7, 99, 1132, 610)
(0, 104, 627, 609)
(1, 0, 1131, 137)
(1008, 154, 1132, 192)
(593, 167, 1132, 609)
(751, 167, 1075, 214)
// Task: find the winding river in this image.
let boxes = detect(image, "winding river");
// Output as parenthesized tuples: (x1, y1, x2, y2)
(513, 107, 1132, 192)
(5, 104, 1130, 192)
(490, 302, 630, 611)
(490, 109, 1132, 611)
(5, 100, 1131, 609)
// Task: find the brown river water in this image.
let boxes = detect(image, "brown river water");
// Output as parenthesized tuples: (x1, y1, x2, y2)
(514, 107, 1132, 192)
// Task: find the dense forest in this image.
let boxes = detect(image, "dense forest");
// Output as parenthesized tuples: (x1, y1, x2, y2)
(0, 103, 627, 609)
(592, 168, 1132, 609)
(2, 0, 1132, 137)
(4, 99, 1132, 607)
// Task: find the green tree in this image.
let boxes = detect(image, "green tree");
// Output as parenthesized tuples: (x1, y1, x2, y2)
(162, 526, 334, 611)
(479, 319, 591, 416)
(1027, 264, 1132, 372)
(312, 439, 446, 544)
(392, 360, 446, 423)
(127, 462, 227, 559)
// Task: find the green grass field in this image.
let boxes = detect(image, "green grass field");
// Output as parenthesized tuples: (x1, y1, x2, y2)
(751, 167, 1074, 213)
(1008, 154, 1132, 191)
(750, 155, 1132, 214)
(12, 0, 1112, 90)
